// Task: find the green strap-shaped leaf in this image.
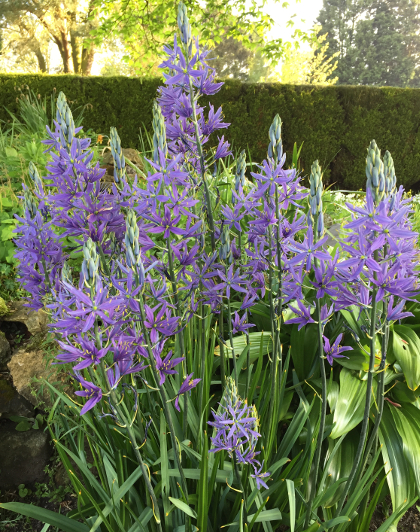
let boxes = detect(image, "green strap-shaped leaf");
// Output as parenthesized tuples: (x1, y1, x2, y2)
(286, 479, 296, 532)
(330, 368, 375, 439)
(214, 331, 273, 362)
(0, 502, 89, 532)
(379, 403, 417, 519)
(169, 497, 197, 519)
(392, 325, 420, 391)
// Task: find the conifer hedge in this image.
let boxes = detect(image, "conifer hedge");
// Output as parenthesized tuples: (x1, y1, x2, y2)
(2, 74, 420, 190)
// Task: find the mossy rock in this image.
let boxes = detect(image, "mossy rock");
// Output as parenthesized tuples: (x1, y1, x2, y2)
(0, 297, 9, 317)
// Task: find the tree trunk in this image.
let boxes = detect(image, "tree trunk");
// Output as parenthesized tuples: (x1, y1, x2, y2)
(70, 30, 82, 73)
(81, 43, 95, 75)
(60, 29, 73, 73)
(34, 47, 47, 72)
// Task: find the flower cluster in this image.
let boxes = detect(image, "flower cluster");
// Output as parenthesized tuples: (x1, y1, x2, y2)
(209, 378, 270, 489)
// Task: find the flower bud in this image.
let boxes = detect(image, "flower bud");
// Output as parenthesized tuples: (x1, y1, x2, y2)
(383, 150, 396, 196)
(233, 150, 246, 205)
(317, 210, 325, 238)
(366, 140, 384, 204)
(308, 160, 323, 232)
(177, 2, 191, 46)
(55, 92, 75, 150)
(28, 161, 43, 194)
(268, 114, 283, 163)
(152, 101, 167, 163)
(219, 224, 231, 262)
(82, 238, 99, 285)
(125, 210, 141, 268)
(23, 188, 37, 217)
(61, 261, 72, 285)
(110, 127, 126, 183)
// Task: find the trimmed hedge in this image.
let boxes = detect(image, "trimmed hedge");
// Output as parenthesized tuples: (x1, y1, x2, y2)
(2, 74, 420, 190)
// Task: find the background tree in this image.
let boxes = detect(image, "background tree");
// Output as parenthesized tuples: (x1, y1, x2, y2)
(209, 29, 275, 82)
(0, 13, 50, 72)
(0, 0, 99, 74)
(88, 0, 314, 77)
(279, 25, 339, 84)
(317, 0, 420, 86)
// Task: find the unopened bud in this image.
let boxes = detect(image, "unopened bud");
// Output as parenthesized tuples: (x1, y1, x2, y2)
(56, 92, 75, 150)
(177, 2, 191, 46)
(366, 140, 384, 204)
(23, 188, 37, 217)
(268, 114, 283, 163)
(28, 161, 43, 194)
(81, 238, 99, 285)
(110, 126, 126, 183)
(152, 101, 167, 163)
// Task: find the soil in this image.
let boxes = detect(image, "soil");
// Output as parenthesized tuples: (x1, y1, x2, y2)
(0, 489, 77, 531)
(0, 320, 31, 352)
(369, 499, 420, 531)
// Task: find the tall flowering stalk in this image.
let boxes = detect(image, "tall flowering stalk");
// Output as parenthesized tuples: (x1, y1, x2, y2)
(10, 3, 420, 530)
(334, 142, 418, 516)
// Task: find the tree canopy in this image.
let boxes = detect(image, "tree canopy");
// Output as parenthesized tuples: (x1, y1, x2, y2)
(87, 0, 314, 76)
(0, 0, 98, 74)
(317, 0, 420, 87)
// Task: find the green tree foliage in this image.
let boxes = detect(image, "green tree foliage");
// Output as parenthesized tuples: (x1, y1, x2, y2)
(279, 25, 339, 84)
(88, 0, 313, 76)
(0, 13, 50, 73)
(0, 0, 99, 74)
(318, 0, 420, 87)
(209, 30, 275, 82)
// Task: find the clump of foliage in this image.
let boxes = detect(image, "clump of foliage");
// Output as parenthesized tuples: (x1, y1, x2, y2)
(2, 4, 420, 532)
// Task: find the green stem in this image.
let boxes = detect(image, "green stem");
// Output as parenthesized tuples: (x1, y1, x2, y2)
(304, 297, 327, 528)
(187, 75, 215, 251)
(356, 317, 389, 483)
(219, 306, 226, 387)
(233, 452, 247, 526)
(92, 322, 162, 530)
(227, 296, 238, 387)
(199, 300, 206, 417)
(166, 237, 188, 440)
(245, 331, 250, 399)
(336, 288, 378, 517)
(266, 227, 278, 439)
(137, 296, 190, 507)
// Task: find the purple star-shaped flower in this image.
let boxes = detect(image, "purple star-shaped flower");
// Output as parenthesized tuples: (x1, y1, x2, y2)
(322, 334, 352, 365)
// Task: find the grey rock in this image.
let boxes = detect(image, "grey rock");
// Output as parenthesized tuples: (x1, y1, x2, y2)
(325, 223, 342, 247)
(0, 377, 34, 418)
(0, 301, 47, 335)
(0, 330, 11, 371)
(0, 421, 52, 488)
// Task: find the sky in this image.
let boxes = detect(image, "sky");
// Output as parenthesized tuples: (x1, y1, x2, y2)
(266, 0, 324, 47)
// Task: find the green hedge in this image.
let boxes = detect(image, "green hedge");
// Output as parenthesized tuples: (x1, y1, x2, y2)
(2, 74, 420, 191)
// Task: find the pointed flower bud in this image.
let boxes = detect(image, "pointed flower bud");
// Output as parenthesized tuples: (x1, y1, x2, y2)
(55, 92, 75, 150)
(110, 126, 126, 183)
(366, 140, 385, 203)
(383, 150, 396, 196)
(177, 2, 192, 46)
(233, 150, 246, 205)
(61, 261, 72, 285)
(125, 209, 141, 268)
(308, 160, 324, 237)
(219, 224, 231, 262)
(28, 161, 43, 194)
(152, 101, 167, 163)
(23, 187, 37, 217)
(268, 114, 283, 163)
(81, 238, 99, 285)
